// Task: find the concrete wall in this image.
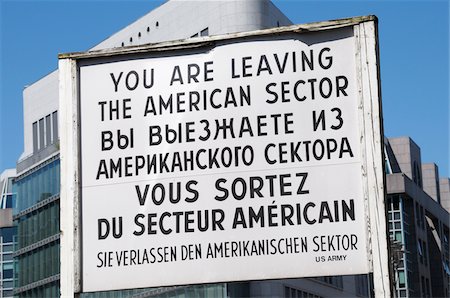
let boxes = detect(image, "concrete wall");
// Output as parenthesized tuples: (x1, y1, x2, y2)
(0, 209, 13, 228)
(388, 137, 422, 187)
(439, 178, 450, 213)
(421, 163, 440, 204)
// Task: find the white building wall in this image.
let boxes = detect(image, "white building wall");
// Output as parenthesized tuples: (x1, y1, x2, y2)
(421, 163, 440, 203)
(21, 71, 59, 160)
(91, 0, 291, 50)
(20, 0, 291, 162)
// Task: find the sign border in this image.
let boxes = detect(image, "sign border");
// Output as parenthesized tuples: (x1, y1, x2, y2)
(59, 15, 391, 297)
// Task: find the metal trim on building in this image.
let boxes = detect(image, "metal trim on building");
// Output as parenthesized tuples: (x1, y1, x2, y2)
(13, 194, 60, 221)
(14, 234, 60, 257)
(14, 154, 60, 181)
(13, 274, 60, 295)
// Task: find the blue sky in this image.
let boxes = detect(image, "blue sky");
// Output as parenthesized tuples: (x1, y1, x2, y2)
(0, 0, 449, 177)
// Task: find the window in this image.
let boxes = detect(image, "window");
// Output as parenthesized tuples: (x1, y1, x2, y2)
(15, 158, 60, 212)
(191, 28, 209, 38)
(443, 261, 450, 275)
(3, 280, 13, 288)
(423, 240, 428, 266)
(284, 286, 322, 298)
(200, 27, 209, 36)
(3, 268, 13, 279)
(398, 270, 406, 288)
(52, 111, 58, 143)
(32, 122, 38, 152)
(385, 158, 392, 174)
(421, 276, 426, 297)
(420, 206, 425, 229)
(5, 194, 13, 208)
(0, 227, 17, 243)
(415, 202, 420, 226)
(317, 276, 343, 289)
(418, 239, 425, 264)
(32, 111, 58, 153)
(39, 118, 45, 149)
(45, 115, 51, 146)
(413, 161, 422, 187)
(393, 196, 400, 210)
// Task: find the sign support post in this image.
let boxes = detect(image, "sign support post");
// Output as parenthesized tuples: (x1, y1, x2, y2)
(354, 20, 392, 297)
(59, 58, 81, 298)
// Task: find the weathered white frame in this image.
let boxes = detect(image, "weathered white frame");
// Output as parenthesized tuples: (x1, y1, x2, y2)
(59, 15, 391, 297)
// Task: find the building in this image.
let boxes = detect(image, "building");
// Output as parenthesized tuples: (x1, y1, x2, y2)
(13, 1, 291, 297)
(10, 0, 450, 297)
(0, 169, 17, 298)
(385, 136, 450, 297)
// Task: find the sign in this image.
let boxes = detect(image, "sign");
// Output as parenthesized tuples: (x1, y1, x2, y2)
(60, 16, 388, 294)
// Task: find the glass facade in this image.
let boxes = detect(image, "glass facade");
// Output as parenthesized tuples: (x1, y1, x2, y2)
(1, 171, 16, 298)
(284, 286, 323, 298)
(15, 241, 60, 296)
(80, 284, 227, 298)
(14, 159, 59, 213)
(1, 174, 16, 210)
(15, 206, 60, 286)
(1, 227, 16, 298)
(387, 195, 413, 298)
(13, 158, 60, 297)
(16, 202, 59, 249)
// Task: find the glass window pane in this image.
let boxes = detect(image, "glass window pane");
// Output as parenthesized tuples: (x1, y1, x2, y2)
(6, 194, 13, 208)
(3, 269, 13, 279)
(398, 271, 405, 283)
(200, 28, 209, 36)
(393, 196, 399, 209)
(395, 231, 402, 242)
(39, 118, 45, 149)
(33, 121, 38, 152)
(3, 280, 13, 288)
(46, 115, 52, 146)
(52, 111, 58, 143)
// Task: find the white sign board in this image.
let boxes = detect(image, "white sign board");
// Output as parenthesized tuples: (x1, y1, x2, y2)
(60, 17, 388, 294)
